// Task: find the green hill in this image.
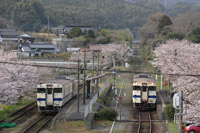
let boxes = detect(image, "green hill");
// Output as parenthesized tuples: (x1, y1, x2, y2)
(0, 0, 162, 33)
(42, 0, 163, 33)
(1, 0, 199, 35)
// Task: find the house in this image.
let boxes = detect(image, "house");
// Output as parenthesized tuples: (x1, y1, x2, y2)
(52, 38, 74, 52)
(20, 42, 60, 57)
(66, 48, 80, 53)
(89, 44, 103, 52)
(62, 26, 94, 34)
(18, 33, 35, 43)
(0, 29, 19, 42)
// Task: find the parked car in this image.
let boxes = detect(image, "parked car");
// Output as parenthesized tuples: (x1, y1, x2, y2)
(186, 124, 200, 133)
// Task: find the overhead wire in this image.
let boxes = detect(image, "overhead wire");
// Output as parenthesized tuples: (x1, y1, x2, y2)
(0, 61, 200, 77)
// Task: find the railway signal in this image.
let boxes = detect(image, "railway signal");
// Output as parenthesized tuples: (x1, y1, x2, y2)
(102, 56, 105, 61)
(173, 91, 187, 133)
(173, 93, 181, 109)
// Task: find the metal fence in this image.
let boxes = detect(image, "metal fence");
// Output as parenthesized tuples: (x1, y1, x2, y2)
(84, 79, 109, 119)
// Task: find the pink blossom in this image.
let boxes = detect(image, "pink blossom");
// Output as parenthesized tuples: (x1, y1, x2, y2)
(0, 49, 49, 109)
(153, 40, 200, 122)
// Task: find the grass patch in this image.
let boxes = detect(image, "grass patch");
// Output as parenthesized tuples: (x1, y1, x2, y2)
(0, 98, 34, 121)
(103, 89, 113, 106)
(93, 84, 110, 111)
(53, 121, 88, 132)
(156, 81, 169, 90)
(96, 107, 117, 121)
(94, 120, 113, 126)
(116, 66, 130, 71)
(113, 129, 126, 133)
(167, 121, 178, 133)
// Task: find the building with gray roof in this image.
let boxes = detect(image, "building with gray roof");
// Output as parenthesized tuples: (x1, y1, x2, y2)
(20, 42, 60, 57)
(0, 29, 19, 42)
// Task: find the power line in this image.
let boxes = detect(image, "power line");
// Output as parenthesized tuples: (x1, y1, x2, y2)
(1, 61, 200, 77)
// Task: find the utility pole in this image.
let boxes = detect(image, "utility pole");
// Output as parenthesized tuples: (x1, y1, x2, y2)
(164, 0, 166, 13)
(77, 57, 80, 114)
(113, 51, 116, 96)
(161, 74, 163, 90)
(19, 44, 22, 61)
(83, 50, 86, 104)
(12, 11, 14, 23)
(97, 50, 100, 97)
(92, 51, 95, 95)
(47, 16, 50, 36)
(180, 91, 183, 133)
(168, 79, 170, 101)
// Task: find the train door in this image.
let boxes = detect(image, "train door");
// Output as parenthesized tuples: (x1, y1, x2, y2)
(142, 86, 148, 102)
(46, 88, 53, 105)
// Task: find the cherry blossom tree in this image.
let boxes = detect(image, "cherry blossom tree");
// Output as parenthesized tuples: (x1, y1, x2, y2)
(70, 49, 93, 63)
(0, 49, 50, 110)
(152, 40, 200, 122)
(101, 43, 132, 67)
(70, 43, 132, 68)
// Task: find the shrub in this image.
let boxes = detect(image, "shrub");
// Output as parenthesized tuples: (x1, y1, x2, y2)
(98, 107, 118, 121)
(164, 104, 175, 120)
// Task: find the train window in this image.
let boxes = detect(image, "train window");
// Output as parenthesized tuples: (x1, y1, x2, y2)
(142, 87, 147, 92)
(133, 86, 140, 90)
(37, 88, 45, 93)
(54, 88, 62, 93)
(47, 88, 52, 94)
(149, 86, 155, 91)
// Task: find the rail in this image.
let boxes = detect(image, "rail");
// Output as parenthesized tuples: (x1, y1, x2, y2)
(10, 103, 37, 123)
(0, 102, 37, 124)
(138, 111, 141, 133)
(8, 102, 36, 117)
(137, 111, 152, 133)
(22, 115, 55, 133)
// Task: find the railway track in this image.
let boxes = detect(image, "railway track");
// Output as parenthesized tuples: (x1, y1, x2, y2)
(0, 102, 37, 124)
(22, 114, 55, 133)
(137, 110, 152, 133)
(0, 102, 37, 131)
(9, 102, 37, 123)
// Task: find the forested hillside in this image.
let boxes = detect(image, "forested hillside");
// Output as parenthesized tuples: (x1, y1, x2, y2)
(124, 0, 200, 7)
(42, 0, 162, 34)
(0, 0, 200, 34)
(0, 0, 46, 31)
(0, 0, 162, 33)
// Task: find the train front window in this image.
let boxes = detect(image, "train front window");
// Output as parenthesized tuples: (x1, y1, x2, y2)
(37, 88, 45, 93)
(149, 86, 156, 91)
(47, 88, 52, 94)
(54, 88, 62, 93)
(133, 86, 140, 90)
(142, 86, 147, 92)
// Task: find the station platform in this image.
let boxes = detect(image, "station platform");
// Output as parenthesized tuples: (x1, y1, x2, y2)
(56, 94, 92, 121)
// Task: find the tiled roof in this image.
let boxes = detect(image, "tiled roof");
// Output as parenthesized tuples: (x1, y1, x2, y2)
(29, 43, 56, 49)
(89, 45, 102, 51)
(79, 48, 90, 52)
(20, 42, 60, 53)
(19, 33, 35, 39)
(0, 29, 18, 38)
(21, 45, 32, 52)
